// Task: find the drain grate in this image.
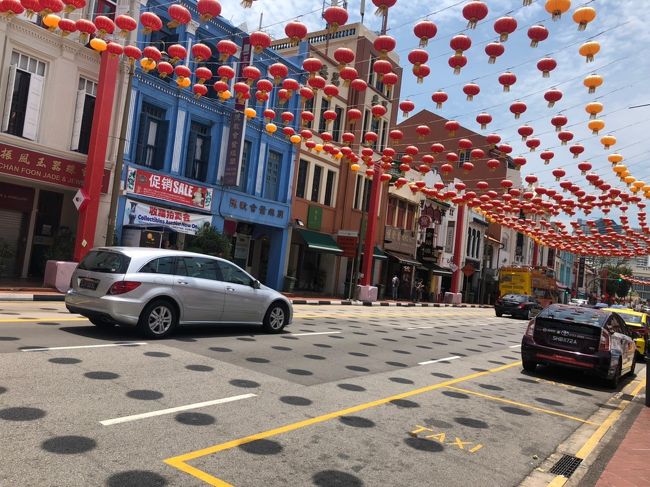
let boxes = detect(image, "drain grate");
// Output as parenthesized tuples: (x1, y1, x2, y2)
(549, 454, 583, 477)
(620, 393, 635, 402)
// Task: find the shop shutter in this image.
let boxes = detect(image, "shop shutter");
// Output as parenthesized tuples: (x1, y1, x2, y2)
(22, 73, 44, 141)
(70, 89, 86, 151)
(1, 66, 17, 132)
(0, 208, 25, 277)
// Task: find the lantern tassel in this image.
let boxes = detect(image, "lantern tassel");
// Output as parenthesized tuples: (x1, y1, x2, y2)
(488, 56, 496, 64)
(543, 71, 550, 78)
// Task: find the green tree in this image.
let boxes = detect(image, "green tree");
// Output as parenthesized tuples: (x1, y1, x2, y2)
(604, 266, 632, 298)
(186, 225, 232, 259)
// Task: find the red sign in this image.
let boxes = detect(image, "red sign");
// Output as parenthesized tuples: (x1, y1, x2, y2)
(337, 235, 358, 259)
(125, 168, 214, 210)
(0, 142, 110, 193)
(0, 181, 35, 211)
(462, 263, 476, 277)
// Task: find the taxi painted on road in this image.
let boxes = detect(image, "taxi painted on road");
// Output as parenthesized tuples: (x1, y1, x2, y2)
(604, 308, 648, 359)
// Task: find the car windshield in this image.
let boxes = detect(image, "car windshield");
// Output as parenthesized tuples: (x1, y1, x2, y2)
(537, 305, 606, 327)
(615, 312, 643, 324)
(78, 251, 130, 274)
(503, 294, 527, 302)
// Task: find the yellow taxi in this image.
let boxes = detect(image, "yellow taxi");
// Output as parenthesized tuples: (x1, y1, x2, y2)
(604, 308, 648, 358)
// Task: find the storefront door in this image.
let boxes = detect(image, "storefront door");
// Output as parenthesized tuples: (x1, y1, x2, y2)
(0, 182, 34, 278)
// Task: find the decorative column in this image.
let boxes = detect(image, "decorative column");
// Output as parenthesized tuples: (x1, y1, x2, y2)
(451, 204, 466, 294)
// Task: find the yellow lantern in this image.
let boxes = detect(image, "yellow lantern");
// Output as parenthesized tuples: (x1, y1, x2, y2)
(630, 186, 640, 194)
(90, 38, 107, 52)
(545, 0, 571, 21)
(244, 107, 256, 119)
(265, 123, 277, 134)
(219, 90, 232, 101)
(573, 6, 596, 30)
(579, 41, 600, 62)
(350, 163, 360, 172)
(624, 175, 636, 185)
(176, 77, 191, 88)
(585, 101, 603, 119)
(633, 181, 646, 190)
(583, 74, 603, 94)
(334, 152, 344, 160)
(600, 135, 616, 149)
(620, 170, 630, 179)
(645, 192, 650, 199)
(289, 135, 302, 144)
(613, 164, 627, 175)
(314, 144, 323, 152)
(588, 119, 605, 135)
(643, 185, 650, 193)
(42, 14, 60, 31)
(608, 153, 623, 164)
(140, 58, 156, 72)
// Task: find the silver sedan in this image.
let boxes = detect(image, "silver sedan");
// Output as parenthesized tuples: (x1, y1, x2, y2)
(65, 247, 292, 338)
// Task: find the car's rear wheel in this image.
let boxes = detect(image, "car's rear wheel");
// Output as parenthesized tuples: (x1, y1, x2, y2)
(630, 355, 637, 376)
(263, 302, 288, 333)
(522, 358, 537, 372)
(605, 360, 622, 389)
(495, 311, 503, 317)
(138, 299, 177, 339)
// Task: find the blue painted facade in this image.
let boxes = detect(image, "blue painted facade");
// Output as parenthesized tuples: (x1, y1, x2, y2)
(115, 0, 303, 290)
(557, 250, 575, 300)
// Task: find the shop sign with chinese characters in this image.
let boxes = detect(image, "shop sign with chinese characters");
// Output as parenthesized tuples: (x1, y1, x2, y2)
(0, 142, 110, 192)
(126, 168, 213, 210)
(221, 192, 289, 228)
(123, 199, 212, 235)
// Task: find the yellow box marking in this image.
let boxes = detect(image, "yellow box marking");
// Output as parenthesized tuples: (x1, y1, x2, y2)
(164, 361, 522, 486)
(445, 386, 596, 425)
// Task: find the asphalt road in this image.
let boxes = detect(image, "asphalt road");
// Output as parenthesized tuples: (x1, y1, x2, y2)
(0, 302, 643, 487)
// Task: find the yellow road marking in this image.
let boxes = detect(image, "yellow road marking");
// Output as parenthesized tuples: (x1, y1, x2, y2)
(547, 377, 646, 487)
(164, 361, 522, 486)
(0, 317, 87, 323)
(445, 386, 596, 425)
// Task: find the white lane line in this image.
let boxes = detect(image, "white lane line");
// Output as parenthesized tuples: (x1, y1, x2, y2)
(407, 326, 434, 330)
(418, 356, 462, 366)
(290, 331, 343, 336)
(509, 344, 522, 348)
(100, 394, 256, 426)
(21, 342, 148, 352)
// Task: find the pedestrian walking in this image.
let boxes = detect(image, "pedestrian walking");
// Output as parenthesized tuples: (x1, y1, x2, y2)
(415, 280, 424, 303)
(391, 275, 400, 300)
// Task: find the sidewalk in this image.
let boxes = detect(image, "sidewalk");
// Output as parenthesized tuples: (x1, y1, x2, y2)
(595, 406, 650, 487)
(0, 288, 492, 307)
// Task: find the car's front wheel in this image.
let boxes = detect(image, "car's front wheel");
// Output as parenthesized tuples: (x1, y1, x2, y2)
(495, 311, 503, 317)
(605, 360, 622, 389)
(263, 302, 288, 333)
(138, 299, 177, 339)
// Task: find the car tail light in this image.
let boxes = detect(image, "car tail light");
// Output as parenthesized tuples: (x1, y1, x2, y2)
(107, 281, 141, 295)
(518, 303, 526, 309)
(525, 319, 535, 338)
(599, 329, 611, 352)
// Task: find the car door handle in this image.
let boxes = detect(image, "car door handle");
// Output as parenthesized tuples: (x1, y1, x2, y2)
(226, 287, 235, 292)
(177, 280, 190, 285)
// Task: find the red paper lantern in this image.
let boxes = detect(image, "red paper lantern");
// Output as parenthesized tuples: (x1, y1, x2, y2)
(303, 57, 323, 77)
(190, 43, 211, 63)
(471, 149, 485, 160)
(448, 55, 467, 75)
(578, 162, 593, 175)
(569, 144, 584, 159)
(167, 44, 187, 64)
(440, 164, 454, 176)
(140, 12, 162, 34)
(463, 82, 480, 101)
(528, 25, 549, 47)
(450, 34, 472, 56)
(307, 75, 326, 92)
(372, 59, 393, 80)
(242, 66, 261, 85)
(115, 14, 137, 37)
(371, 104, 387, 120)
(431, 91, 448, 109)
(364, 131, 378, 145)
(544, 88, 563, 108)
(382, 72, 398, 93)
(106, 42, 123, 58)
(416, 125, 431, 139)
(94, 15, 115, 38)
(123, 45, 142, 64)
(513, 156, 527, 168)
(350, 79, 368, 92)
(193, 84, 208, 99)
(285, 20, 308, 45)
(333, 48, 355, 69)
(476, 113, 492, 130)
(216, 40, 238, 62)
(282, 112, 295, 124)
(537, 57, 557, 78)
(412, 64, 430, 84)
(256, 79, 273, 94)
(61, 0, 84, 14)
(347, 109, 362, 124)
(462, 1, 488, 29)
(558, 131, 573, 145)
(197, 0, 221, 21)
(552, 169, 566, 181)
(397, 100, 414, 118)
(499, 144, 513, 154)
(195, 67, 212, 84)
(494, 16, 517, 41)
(540, 150, 555, 165)
(372, 0, 397, 15)
(498, 71, 517, 92)
(445, 120, 460, 136)
(58, 18, 77, 36)
(40, 0, 64, 15)
(408, 48, 428, 68)
(157, 61, 174, 78)
(518, 125, 534, 140)
(431, 143, 445, 154)
(374, 35, 397, 58)
(217, 65, 235, 82)
(526, 138, 541, 151)
(167, 4, 191, 29)
(3, 0, 25, 15)
(550, 114, 567, 132)
(413, 20, 437, 47)
(339, 66, 358, 85)
(510, 101, 527, 119)
(323, 84, 339, 101)
(487, 159, 500, 171)
(250, 31, 271, 53)
(485, 42, 505, 64)
(263, 109, 276, 122)
(462, 162, 475, 174)
(323, 5, 348, 32)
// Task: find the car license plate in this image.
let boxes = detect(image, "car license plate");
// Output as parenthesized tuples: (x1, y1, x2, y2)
(79, 278, 98, 290)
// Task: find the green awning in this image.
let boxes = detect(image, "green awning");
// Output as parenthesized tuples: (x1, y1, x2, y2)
(385, 251, 420, 266)
(362, 246, 388, 260)
(297, 229, 342, 254)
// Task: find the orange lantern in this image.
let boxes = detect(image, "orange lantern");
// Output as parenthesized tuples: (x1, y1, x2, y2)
(585, 101, 603, 119)
(573, 6, 596, 30)
(579, 41, 600, 62)
(583, 74, 603, 94)
(588, 119, 605, 135)
(545, 0, 571, 20)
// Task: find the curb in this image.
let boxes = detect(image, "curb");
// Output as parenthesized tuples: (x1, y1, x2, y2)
(0, 293, 65, 302)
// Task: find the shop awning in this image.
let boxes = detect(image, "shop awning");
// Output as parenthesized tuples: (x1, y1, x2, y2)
(556, 281, 570, 291)
(385, 251, 420, 266)
(431, 264, 453, 276)
(297, 229, 342, 255)
(368, 246, 388, 260)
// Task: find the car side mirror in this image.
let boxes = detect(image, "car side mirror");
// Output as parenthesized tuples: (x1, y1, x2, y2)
(252, 279, 261, 289)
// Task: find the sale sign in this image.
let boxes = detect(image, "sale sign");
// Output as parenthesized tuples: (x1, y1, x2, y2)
(125, 168, 213, 210)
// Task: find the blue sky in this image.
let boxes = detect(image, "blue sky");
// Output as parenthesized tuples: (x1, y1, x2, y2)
(219, 0, 650, 227)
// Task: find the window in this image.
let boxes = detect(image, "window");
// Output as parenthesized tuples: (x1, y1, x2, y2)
(296, 159, 308, 199)
(139, 257, 176, 275)
(362, 178, 371, 211)
(303, 97, 314, 129)
(93, 0, 117, 19)
(136, 103, 168, 169)
(185, 122, 211, 181)
(387, 197, 397, 226)
(78, 250, 130, 274)
(264, 150, 281, 200)
(318, 97, 330, 133)
(238, 140, 252, 192)
(149, 25, 179, 61)
(332, 106, 344, 142)
(370, 117, 380, 150)
(362, 109, 370, 134)
(71, 78, 97, 153)
(216, 260, 252, 285)
(324, 169, 336, 206)
(445, 222, 455, 253)
(380, 120, 388, 151)
(176, 256, 220, 280)
(397, 201, 406, 228)
(502, 235, 509, 251)
(311, 164, 322, 203)
(353, 174, 363, 210)
(459, 150, 470, 164)
(406, 203, 415, 231)
(2, 51, 46, 141)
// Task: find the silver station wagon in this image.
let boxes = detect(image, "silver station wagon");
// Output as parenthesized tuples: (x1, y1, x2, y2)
(65, 247, 292, 338)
